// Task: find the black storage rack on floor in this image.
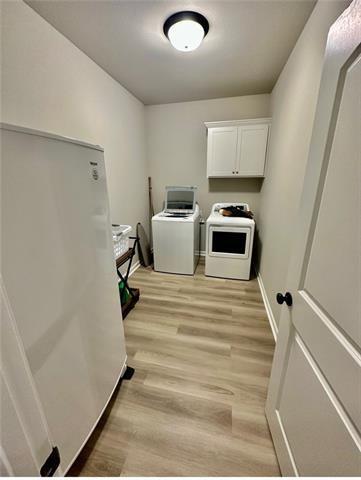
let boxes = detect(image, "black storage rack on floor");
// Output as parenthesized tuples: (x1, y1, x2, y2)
(116, 235, 140, 319)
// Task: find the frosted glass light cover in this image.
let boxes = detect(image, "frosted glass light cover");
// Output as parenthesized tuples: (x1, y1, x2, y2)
(168, 20, 205, 52)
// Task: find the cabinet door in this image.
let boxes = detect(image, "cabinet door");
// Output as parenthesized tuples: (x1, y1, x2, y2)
(207, 127, 238, 177)
(237, 124, 269, 176)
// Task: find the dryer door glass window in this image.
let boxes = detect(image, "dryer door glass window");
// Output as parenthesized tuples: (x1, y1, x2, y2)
(209, 226, 251, 258)
(212, 231, 247, 254)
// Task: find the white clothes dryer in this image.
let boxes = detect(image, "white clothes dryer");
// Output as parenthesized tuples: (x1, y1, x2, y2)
(205, 203, 255, 280)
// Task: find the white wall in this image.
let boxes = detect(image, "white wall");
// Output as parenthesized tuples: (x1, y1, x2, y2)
(257, 0, 349, 330)
(1, 0, 149, 256)
(146, 94, 270, 249)
(1, 0, 349, 316)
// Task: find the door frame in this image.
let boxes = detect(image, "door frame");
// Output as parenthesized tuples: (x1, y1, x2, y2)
(265, 1, 361, 475)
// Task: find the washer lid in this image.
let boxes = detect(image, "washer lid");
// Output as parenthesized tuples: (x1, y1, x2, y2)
(153, 204, 200, 222)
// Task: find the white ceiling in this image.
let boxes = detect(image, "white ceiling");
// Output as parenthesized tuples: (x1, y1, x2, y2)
(26, 0, 316, 105)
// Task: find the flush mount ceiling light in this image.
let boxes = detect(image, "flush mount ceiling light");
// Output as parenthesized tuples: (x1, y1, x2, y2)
(163, 11, 209, 52)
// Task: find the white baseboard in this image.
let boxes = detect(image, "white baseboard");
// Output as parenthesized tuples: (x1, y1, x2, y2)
(256, 271, 278, 342)
(199, 250, 206, 257)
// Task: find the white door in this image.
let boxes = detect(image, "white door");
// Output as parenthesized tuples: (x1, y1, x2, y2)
(207, 126, 238, 177)
(236, 124, 269, 176)
(266, 1, 361, 476)
(1, 278, 59, 476)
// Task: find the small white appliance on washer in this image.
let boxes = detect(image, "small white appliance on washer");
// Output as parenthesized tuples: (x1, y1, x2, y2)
(205, 203, 255, 280)
(152, 186, 200, 275)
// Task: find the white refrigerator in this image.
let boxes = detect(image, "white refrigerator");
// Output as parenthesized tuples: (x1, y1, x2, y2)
(1, 124, 127, 475)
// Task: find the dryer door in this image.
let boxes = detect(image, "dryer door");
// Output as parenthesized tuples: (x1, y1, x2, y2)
(208, 226, 251, 258)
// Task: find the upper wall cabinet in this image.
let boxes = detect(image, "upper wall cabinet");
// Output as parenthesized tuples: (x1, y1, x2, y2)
(205, 118, 271, 178)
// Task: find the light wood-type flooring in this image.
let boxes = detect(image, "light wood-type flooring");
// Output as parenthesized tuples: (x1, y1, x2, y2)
(68, 260, 280, 476)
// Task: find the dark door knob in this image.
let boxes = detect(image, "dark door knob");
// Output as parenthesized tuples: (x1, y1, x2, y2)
(276, 292, 293, 306)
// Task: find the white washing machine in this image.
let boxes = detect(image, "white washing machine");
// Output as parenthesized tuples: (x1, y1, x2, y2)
(205, 203, 255, 280)
(152, 186, 200, 275)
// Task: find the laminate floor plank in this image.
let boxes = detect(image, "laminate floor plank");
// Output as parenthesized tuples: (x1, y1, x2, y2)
(125, 327, 232, 356)
(130, 361, 268, 407)
(68, 260, 280, 476)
